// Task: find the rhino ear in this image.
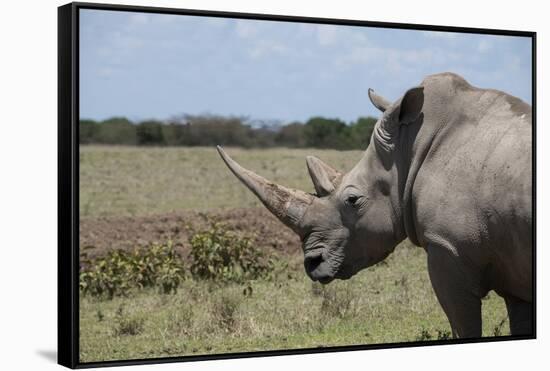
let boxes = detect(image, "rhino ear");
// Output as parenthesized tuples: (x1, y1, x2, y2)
(306, 156, 342, 197)
(368, 88, 391, 112)
(393, 86, 424, 124)
(375, 86, 424, 152)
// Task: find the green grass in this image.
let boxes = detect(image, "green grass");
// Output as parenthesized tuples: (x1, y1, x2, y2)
(80, 145, 363, 217)
(79, 240, 509, 363)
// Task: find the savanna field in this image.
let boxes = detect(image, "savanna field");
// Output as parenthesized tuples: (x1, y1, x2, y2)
(79, 145, 510, 363)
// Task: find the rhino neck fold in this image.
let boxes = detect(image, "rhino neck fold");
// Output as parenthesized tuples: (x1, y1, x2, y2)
(373, 118, 397, 153)
(398, 114, 449, 247)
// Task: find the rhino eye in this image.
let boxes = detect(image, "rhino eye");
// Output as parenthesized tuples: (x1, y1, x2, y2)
(346, 195, 359, 206)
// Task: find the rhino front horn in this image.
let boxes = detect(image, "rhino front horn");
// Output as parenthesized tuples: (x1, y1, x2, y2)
(216, 146, 313, 235)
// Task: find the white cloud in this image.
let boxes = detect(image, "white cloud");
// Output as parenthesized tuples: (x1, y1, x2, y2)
(336, 45, 434, 69)
(249, 40, 288, 59)
(112, 31, 144, 50)
(421, 30, 459, 40)
(477, 39, 492, 53)
(155, 14, 180, 24)
(317, 25, 339, 46)
(97, 67, 114, 78)
(508, 55, 522, 70)
(235, 20, 258, 39)
(129, 13, 150, 25)
(159, 39, 185, 49)
(337, 45, 379, 65)
(203, 17, 228, 28)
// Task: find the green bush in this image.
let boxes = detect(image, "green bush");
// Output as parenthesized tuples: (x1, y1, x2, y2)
(189, 223, 273, 283)
(275, 122, 306, 147)
(415, 328, 452, 341)
(79, 119, 100, 144)
(96, 117, 137, 145)
(304, 117, 349, 149)
(136, 120, 166, 145)
(350, 117, 376, 148)
(79, 242, 185, 299)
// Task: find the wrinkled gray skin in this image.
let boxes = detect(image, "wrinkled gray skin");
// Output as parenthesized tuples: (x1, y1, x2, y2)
(217, 72, 532, 338)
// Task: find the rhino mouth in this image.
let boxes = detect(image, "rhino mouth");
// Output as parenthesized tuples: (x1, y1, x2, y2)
(304, 247, 337, 284)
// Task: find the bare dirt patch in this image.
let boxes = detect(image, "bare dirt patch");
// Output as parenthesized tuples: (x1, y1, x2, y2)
(80, 208, 301, 259)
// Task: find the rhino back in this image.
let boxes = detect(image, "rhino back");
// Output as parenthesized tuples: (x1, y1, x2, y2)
(410, 73, 532, 299)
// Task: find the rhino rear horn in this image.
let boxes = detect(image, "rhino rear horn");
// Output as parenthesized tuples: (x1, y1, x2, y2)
(306, 156, 342, 197)
(217, 146, 313, 235)
(368, 88, 391, 112)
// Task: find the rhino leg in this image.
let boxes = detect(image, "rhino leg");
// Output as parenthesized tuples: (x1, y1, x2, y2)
(504, 296, 533, 336)
(426, 244, 482, 338)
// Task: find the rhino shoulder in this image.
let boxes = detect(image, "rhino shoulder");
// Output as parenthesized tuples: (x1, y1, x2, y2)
(422, 72, 531, 119)
(421, 72, 473, 92)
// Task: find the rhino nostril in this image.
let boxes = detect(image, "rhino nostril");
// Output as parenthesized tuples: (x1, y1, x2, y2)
(304, 252, 324, 273)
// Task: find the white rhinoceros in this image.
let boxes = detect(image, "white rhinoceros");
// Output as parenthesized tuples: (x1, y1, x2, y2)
(217, 72, 533, 338)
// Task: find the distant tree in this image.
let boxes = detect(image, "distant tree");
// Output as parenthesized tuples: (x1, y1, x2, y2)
(304, 117, 349, 149)
(79, 119, 99, 144)
(182, 115, 253, 147)
(350, 116, 377, 149)
(136, 120, 165, 145)
(275, 122, 306, 147)
(78, 114, 379, 149)
(96, 117, 137, 145)
(250, 126, 277, 147)
(161, 122, 187, 146)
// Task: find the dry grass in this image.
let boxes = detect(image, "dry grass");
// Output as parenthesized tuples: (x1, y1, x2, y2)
(80, 145, 363, 217)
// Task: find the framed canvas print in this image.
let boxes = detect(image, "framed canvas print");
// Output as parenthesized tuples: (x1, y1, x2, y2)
(58, 2, 536, 368)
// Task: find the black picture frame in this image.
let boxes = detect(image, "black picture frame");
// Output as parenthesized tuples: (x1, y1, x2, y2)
(58, 2, 537, 368)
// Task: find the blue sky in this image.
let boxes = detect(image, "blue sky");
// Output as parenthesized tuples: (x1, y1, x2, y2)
(80, 9, 532, 124)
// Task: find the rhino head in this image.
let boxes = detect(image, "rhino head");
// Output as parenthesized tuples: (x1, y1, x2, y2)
(217, 86, 424, 284)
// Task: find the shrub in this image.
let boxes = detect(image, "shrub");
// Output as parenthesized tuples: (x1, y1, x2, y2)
(189, 222, 273, 283)
(436, 329, 451, 340)
(415, 328, 452, 341)
(416, 329, 432, 341)
(79, 242, 185, 299)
